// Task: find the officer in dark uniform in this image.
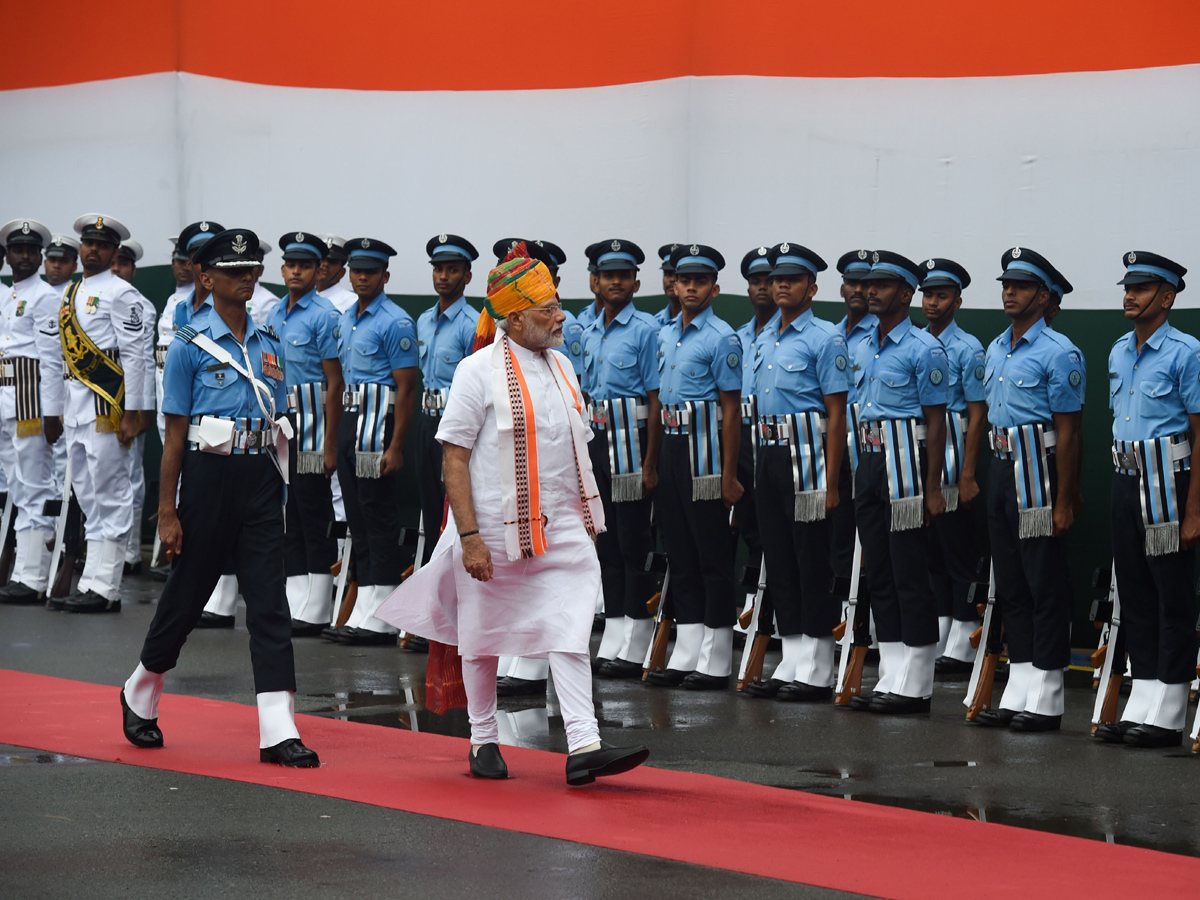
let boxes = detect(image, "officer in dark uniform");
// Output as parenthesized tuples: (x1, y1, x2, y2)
(850, 251, 949, 715)
(977, 248, 1083, 732)
(645, 244, 743, 690)
(266, 232, 343, 635)
(1099, 252, 1198, 748)
(121, 228, 318, 767)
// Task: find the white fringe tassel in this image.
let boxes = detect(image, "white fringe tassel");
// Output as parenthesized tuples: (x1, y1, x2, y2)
(356, 451, 383, 479)
(692, 474, 723, 502)
(943, 485, 959, 513)
(794, 490, 827, 523)
(1145, 522, 1180, 557)
(297, 451, 325, 475)
(612, 473, 644, 503)
(890, 496, 925, 532)
(1018, 506, 1054, 540)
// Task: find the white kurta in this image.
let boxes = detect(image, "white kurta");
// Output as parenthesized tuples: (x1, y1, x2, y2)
(377, 339, 600, 657)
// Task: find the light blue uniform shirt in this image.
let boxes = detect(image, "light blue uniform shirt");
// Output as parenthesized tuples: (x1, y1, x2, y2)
(737, 312, 779, 400)
(416, 296, 479, 389)
(984, 318, 1084, 428)
(560, 309, 585, 375)
(755, 309, 851, 416)
(852, 317, 949, 421)
(1048, 326, 1087, 395)
(335, 292, 418, 386)
(836, 312, 878, 405)
(1109, 321, 1200, 442)
(174, 294, 213, 329)
(581, 302, 661, 400)
(576, 300, 603, 332)
(926, 320, 986, 414)
(162, 315, 287, 418)
(653, 305, 678, 330)
(266, 289, 340, 388)
(657, 305, 743, 403)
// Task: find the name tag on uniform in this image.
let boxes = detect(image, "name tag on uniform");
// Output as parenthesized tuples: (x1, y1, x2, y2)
(85, 295, 100, 314)
(206, 362, 230, 372)
(261, 352, 283, 381)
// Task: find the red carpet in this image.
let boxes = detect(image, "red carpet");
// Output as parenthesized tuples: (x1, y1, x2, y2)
(2, 669, 1196, 899)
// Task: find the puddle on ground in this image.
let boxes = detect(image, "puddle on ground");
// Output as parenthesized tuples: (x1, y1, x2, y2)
(0, 753, 97, 766)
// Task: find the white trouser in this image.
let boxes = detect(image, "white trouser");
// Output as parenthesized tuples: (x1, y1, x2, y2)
(76, 537, 126, 601)
(155, 366, 166, 442)
(617, 617, 656, 665)
(0, 416, 56, 533)
(772, 635, 803, 683)
(696, 626, 734, 677)
(1120, 678, 1156, 725)
(126, 433, 146, 563)
(943, 619, 977, 663)
(597, 616, 626, 661)
(666, 622, 705, 672)
(794, 634, 837, 688)
(295, 573, 334, 624)
(999, 661, 1034, 711)
(464, 652, 599, 752)
(892, 643, 937, 699)
(13, 528, 53, 592)
(64, 422, 133, 541)
(1024, 666, 1065, 716)
(202, 575, 240, 617)
(51, 434, 67, 493)
(344, 584, 399, 633)
(873, 641, 906, 695)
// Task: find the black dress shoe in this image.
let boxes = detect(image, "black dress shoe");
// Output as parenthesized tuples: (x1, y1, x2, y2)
(149, 564, 171, 582)
(741, 678, 784, 698)
(291, 620, 328, 637)
(566, 741, 650, 786)
(644, 669, 687, 687)
(868, 692, 931, 715)
(777, 682, 833, 703)
(934, 656, 974, 675)
(0, 582, 41, 604)
(496, 676, 547, 697)
(597, 659, 644, 680)
(321, 625, 349, 642)
(260, 738, 320, 767)
(1094, 721, 1136, 743)
(973, 708, 1018, 727)
(123, 561, 143, 576)
(847, 692, 873, 711)
(681, 672, 730, 691)
(45, 593, 71, 611)
(401, 635, 429, 653)
(195, 611, 235, 629)
(340, 627, 398, 646)
(469, 742, 508, 779)
(1124, 723, 1183, 748)
(63, 591, 120, 613)
(1009, 711, 1061, 732)
(120, 690, 163, 748)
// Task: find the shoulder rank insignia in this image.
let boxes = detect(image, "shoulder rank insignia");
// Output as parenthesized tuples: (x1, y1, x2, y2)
(175, 325, 199, 344)
(262, 324, 280, 341)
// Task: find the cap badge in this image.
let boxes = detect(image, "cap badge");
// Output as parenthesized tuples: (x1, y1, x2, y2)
(780, 242, 790, 253)
(1128, 251, 1137, 264)
(21, 222, 30, 235)
(871, 251, 880, 264)
(325, 237, 334, 248)
(53, 237, 63, 246)
(361, 239, 371, 249)
(757, 247, 767, 256)
(232, 234, 248, 254)
(611, 240, 621, 252)
(926, 259, 935, 269)
(95, 217, 104, 230)
(200, 222, 210, 232)
(690, 244, 699, 255)
(439, 234, 447, 243)
(295, 232, 304, 242)
(857, 249, 867, 260)
(1012, 248, 1021, 259)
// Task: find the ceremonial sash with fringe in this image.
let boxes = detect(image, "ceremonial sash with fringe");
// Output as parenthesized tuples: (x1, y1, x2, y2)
(289, 382, 327, 475)
(992, 423, 1056, 539)
(491, 335, 603, 560)
(662, 400, 723, 501)
(595, 397, 646, 503)
(1, 357, 43, 436)
(862, 418, 926, 532)
(1114, 434, 1192, 556)
(942, 410, 970, 512)
(759, 411, 828, 522)
(350, 383, 393, 478)
(60, 281, 123, 433)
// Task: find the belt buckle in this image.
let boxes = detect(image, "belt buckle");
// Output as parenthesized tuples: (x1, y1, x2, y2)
(664, 411, 679, 429)
(860, 426, 881, 448)
(993, 431, 1010, 453)
(592, 408, 608, 426)
(1115, 451, 1137, 471)
(244, 431, 259, 449)
(760, 422, 776, 441)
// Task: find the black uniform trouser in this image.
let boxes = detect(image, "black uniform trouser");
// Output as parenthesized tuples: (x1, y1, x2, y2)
(831, 452, 872, 643)
(657, 433, 736, 628)
(854, 451, 937, 646)
(1112, 471, 1198, 684)
(756, 445, 838, 638)
(927, 504, 982, 621)
(734, 421, 776, 630)
(414, 411, 444, 564)
(140, 453, 294, 693)
(284, 439, 337, 577)
(336, 409, 403, 586)
(985, 457, 1073, 670)
(589, 426, 655, 620)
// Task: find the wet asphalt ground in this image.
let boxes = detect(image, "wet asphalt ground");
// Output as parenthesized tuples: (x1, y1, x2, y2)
(3, 570, 1199, 898)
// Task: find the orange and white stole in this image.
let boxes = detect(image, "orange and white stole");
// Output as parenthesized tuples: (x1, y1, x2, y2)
(490, 334, 604, 560)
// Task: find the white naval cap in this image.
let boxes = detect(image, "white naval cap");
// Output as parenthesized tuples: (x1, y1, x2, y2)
(118, 239, 144, 263)
(72, 213, 131, 244)
(45, 234, 81, 258)
(259, 238, 273, 256)
(0, 218, 52, 248)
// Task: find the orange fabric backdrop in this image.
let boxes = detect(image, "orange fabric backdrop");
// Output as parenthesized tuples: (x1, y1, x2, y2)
(4, 0, 1199, 91)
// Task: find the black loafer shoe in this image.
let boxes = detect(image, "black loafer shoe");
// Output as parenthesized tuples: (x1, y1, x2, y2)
(320, 625, 349, 642)
(847, 691, 873, 711)
(681, 672, 730, 691)
(934, 656, 975, 675)
(63, 591, 120, 613)
(1094, 721, 1136, 743)
(1009, 711, 1061, 732)
(469, 742, 508, 778)
(290, 620, 328, 637)
(1124, 723, 1183, 748)
(566, 741, 650, 786)
(644, 669, 688, 687)
(120, 689, 163, 748)
(195, 611, 235, 629)
(260, 738, 320, 767)
(45, 593, 71, 611)
(149, 564, 171, 582)
(400, 635, 429, 653)
(597, 659, 645, 680)
(496, 676, 547, 697)
(974, 708, 1018, 727)
(777, 682, 834, 703)
(340, 627, 398, 646)
(741, 678, 785, 698)
(868, 692, 931, 715)
(0, 582, 41, 605)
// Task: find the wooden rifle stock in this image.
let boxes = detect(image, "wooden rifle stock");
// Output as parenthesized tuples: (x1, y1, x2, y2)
(737, 634, 771, 690)
(832, 620, 846, 642)
(646, 592, 661, 616)
(1092, 672, 1123, 734)
(969, 625, 983, 650)
(1090, 643, 1109, 691)
(643, 617, 672, 678)
(965, 652, 999, 720)
(834, 646, 868, 705)
(738, 605, 755, 630)
(335, 582, 358, 627)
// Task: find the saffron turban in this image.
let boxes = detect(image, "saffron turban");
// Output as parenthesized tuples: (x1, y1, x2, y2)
(474, 241, 558, 350)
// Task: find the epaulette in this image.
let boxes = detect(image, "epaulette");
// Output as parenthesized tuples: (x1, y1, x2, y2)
(261, 324, 280, 341)
(175, 325, 199, 344)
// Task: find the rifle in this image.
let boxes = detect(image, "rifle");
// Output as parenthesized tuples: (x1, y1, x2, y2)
(329, 520, 355, 626)
(44, 454, 74, 598)
(736, 558, 771, 690)
(395, 514, 426, 647)
(1087, 568, 1115, 690)
(833, 534, 867, 705)
(642, 551, 672, 678)
(1090, 569, 1124, 734)
(963, 562, 1000, 719)
(0, 492, 14, 584)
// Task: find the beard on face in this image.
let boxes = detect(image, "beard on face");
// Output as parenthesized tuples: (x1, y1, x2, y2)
(521, 316, 564, 350)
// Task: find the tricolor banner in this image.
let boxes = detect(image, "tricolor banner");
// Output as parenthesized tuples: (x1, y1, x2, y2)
(1, 1, 1199, 306)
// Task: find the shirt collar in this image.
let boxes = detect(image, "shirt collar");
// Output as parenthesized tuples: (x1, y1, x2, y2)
(13, 274, 41, 290)
(437, 296, 469, 321)
(784, 308, 814, 335)
(928, 320, 959, 343)
(879, 316, 914, 345)
(611, 302, 636, 327)
(683, 305, 715, 333)
(357, 291, 388, 318)
(1017, 317, 1047, 346)
(1143, 320, 1173, 352)
(293, 288, 317, 311)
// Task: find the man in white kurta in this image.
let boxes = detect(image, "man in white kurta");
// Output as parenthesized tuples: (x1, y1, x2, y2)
(379, 250, 648, 784)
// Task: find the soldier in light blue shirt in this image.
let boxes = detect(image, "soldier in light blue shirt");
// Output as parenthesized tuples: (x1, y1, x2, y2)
(918, 258, 988, 674)
(979, 247, 1083, 733)
(326, 237, 418, 646)
(653, 243, 682, 329)
(267, 232, 344, 635)
(850, 250, 948, 716)
(1102, 251, 1200, 748)
(645, 244, 744, 692)
(415, 234, 480, 569)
